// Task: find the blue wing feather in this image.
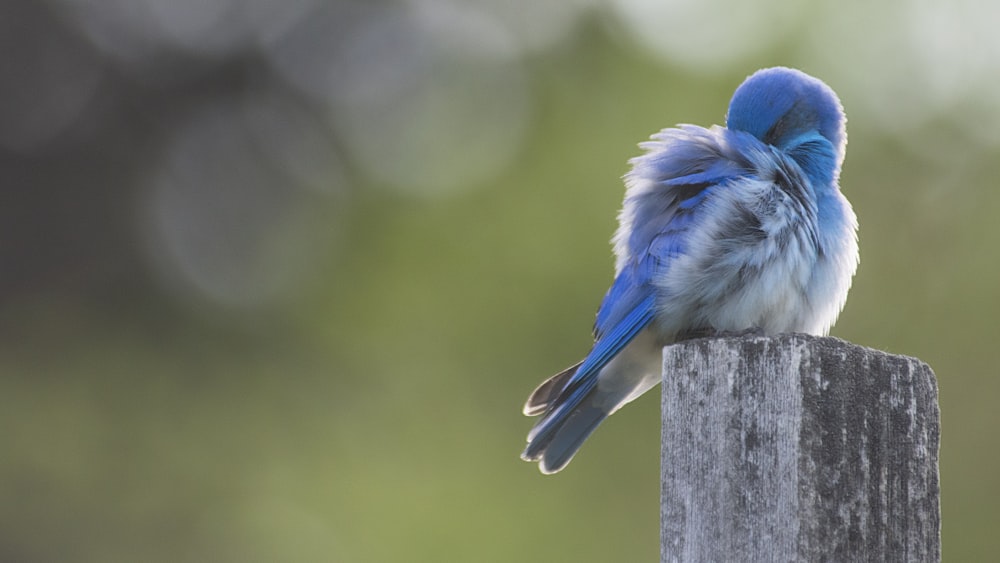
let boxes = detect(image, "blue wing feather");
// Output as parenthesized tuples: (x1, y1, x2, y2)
(571, 287, 656, 391)
(545, 291, 655, 419)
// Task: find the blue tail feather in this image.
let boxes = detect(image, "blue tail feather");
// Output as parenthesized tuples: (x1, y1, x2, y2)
(521, 386, 608, 474)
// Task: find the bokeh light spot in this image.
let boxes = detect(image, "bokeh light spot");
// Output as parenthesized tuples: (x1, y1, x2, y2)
(266, 0, 531, 197)
(142, 100, 342, 308)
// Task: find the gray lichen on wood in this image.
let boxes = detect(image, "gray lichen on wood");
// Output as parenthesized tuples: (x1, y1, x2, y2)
(660, 334, 939, 563)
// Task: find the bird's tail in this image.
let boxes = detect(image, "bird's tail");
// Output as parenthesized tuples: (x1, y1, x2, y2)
(521, 381, 609, 474)
(522, 402, 608, 474)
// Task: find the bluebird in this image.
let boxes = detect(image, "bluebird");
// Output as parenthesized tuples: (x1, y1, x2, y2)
(521, 67, 859, 474)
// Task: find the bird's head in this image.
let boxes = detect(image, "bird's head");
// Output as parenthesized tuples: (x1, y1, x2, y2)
(726, 67, 845, 166)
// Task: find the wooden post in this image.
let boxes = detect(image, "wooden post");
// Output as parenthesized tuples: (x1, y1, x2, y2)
(660, 334, 940, 563)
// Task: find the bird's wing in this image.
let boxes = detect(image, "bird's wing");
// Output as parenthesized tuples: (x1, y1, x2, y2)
(563, 176, 726, 399)
(568, 273, 657, 392)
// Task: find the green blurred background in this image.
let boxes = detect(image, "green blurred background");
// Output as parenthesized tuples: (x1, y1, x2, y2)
(1, 0, 996, 561)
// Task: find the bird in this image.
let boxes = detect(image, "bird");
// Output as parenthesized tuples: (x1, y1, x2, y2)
(521, 67, 859, 474)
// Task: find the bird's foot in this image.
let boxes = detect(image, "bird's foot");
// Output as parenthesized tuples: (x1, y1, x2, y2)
(675, 326, 764, 341)
(675, 327, 715, 341)
(718, 327, 765, 338)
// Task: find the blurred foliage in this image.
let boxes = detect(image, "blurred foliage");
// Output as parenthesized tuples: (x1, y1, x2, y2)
(1, 0, 998, 561)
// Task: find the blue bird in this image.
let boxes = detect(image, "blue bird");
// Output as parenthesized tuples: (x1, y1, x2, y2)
(521, 67, 859, 474)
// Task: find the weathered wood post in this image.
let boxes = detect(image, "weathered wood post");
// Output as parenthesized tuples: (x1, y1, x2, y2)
(660, 334, 940, 562)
